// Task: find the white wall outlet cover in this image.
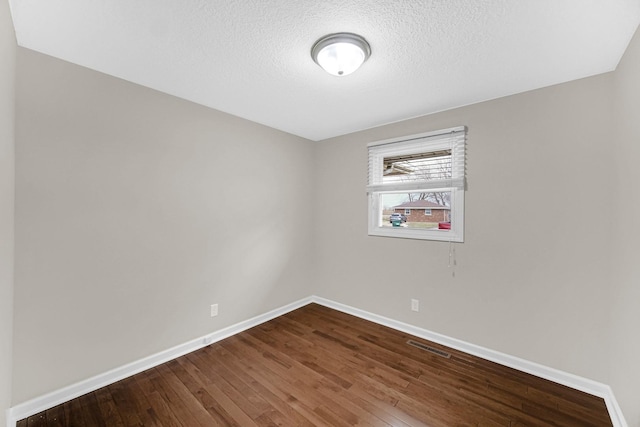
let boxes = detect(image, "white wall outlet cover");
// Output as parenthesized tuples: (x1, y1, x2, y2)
(411, 299, 419, 312)
(210, 304, 219, 317)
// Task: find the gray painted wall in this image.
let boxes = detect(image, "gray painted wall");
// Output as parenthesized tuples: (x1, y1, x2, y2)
(315, 73, 614, 384)
(13, 48, 315, 402)
(0, 1, 16, 426)
(611, 26, 640, 426)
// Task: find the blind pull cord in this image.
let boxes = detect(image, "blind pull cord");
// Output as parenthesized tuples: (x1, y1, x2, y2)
(448, 240, 457, 278)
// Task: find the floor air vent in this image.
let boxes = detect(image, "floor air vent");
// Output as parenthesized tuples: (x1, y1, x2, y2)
(407, 340, 451, 358)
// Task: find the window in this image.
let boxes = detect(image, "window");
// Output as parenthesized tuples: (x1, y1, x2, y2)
(367, 126, 466, 242)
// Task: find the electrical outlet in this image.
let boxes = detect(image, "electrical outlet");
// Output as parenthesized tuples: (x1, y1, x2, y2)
(210, 304, 218, 317)
(411, 299, 419, 312)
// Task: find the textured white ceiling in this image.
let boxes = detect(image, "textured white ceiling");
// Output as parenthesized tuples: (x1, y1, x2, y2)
(8, 0, 640, 141)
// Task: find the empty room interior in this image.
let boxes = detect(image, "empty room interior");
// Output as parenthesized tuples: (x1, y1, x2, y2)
(2, 1, 640, 426)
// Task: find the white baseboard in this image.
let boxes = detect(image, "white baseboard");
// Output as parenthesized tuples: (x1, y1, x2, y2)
(7, 295, 627, 427)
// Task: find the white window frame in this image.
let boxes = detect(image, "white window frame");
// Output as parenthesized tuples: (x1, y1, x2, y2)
(404, 209, 411, 215)
(367, 126, 466, 242)
(424, 209, 432, 215)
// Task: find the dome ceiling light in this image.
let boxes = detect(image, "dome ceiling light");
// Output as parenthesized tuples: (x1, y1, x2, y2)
(311, 33, 371, 77)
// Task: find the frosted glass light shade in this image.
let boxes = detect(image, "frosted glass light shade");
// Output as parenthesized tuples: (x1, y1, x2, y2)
(311, 33, 371, 76)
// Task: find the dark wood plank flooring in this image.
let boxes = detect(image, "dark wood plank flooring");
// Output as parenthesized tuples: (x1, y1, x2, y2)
(19, 303, 612, 426)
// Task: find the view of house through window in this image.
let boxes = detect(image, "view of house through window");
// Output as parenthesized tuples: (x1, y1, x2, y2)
(381, 192, 451, 230)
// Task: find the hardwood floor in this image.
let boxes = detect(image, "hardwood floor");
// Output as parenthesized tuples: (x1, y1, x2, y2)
(18, 303, 613, 426)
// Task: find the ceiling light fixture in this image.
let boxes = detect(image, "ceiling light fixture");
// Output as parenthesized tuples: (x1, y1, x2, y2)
(311, 33, 371, 77)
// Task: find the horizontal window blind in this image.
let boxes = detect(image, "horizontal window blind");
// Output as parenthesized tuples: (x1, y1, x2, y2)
(367, 127, 466, 193)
